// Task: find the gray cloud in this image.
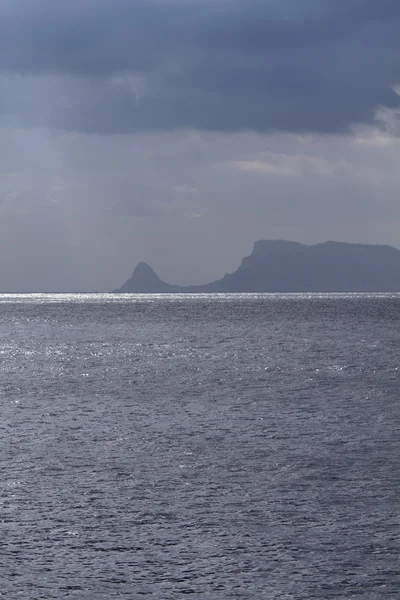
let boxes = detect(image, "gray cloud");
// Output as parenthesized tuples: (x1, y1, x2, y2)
(1, 126, 399, 291)
(0, 0, 399, 134)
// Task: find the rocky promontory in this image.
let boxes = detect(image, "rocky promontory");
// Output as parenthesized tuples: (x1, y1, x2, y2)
(115, 240, 400, 293)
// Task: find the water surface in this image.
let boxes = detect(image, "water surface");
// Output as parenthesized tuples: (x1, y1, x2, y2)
(1, 294, 399, 598)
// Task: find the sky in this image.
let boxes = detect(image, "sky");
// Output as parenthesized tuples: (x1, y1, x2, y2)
(0, 0, 399, 291)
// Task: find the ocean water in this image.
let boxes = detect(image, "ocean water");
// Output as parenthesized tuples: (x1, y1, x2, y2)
(0, 293, 399, 599)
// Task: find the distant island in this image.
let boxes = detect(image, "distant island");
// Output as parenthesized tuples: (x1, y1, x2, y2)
(114, 240, 400, 293)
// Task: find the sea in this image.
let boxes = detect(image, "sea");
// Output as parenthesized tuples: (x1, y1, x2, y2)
(0, 293, 399, 599)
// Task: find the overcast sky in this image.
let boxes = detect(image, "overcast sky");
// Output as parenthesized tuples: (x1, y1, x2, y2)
(1, 0, 399, 291)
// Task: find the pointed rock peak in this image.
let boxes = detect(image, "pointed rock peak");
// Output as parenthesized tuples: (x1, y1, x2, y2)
(114, 261, 166, 292)
(132, 262, 159, 278)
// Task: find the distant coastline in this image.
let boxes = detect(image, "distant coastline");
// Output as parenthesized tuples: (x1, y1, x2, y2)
(114, 240, 400, 293)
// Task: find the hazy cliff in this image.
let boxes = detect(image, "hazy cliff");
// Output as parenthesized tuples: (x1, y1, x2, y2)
(115, 240, 400, 293)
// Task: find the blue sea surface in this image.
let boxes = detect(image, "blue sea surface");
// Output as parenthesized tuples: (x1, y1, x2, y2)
(0, 293, 399, 599)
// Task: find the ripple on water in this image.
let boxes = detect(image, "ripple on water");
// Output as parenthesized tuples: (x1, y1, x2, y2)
(0, 294, 399, 598)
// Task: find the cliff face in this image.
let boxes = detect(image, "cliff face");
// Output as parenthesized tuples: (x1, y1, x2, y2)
(114, 240, 400, 293)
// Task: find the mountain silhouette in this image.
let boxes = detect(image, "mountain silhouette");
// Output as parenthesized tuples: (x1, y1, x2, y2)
(115, 240, 400, 292)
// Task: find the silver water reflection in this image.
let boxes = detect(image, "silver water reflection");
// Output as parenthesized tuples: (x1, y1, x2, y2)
(1, 294, 399, 599)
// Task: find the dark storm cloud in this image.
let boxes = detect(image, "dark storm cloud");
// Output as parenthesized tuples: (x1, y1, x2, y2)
(0, 0, 399, 134)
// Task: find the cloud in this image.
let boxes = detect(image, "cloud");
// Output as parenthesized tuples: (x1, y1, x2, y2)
(233, 153, 351, 177)
(0, 0, 399, 134)
(1, 125, 400, 290)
